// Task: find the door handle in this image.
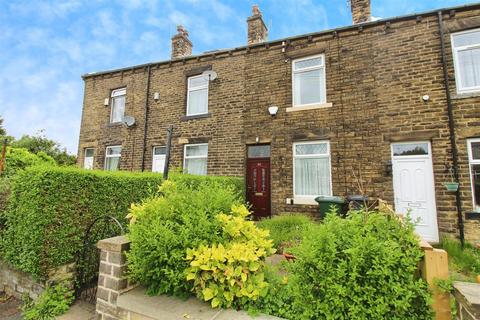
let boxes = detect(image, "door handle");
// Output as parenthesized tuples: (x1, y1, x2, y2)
(408, 202, 421, 207)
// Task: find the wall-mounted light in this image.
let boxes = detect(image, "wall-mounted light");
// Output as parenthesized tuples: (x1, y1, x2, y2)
(385, 160, 393, 177)
(153, 92, 160, 101)
(422, 95, 430, 102)
(104, 98, 110, 106)
(268, 105, 279, 117)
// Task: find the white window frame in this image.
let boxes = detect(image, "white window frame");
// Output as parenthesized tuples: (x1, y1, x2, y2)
(152, 146, 166, 173)
(467, 138, 480, 211)
(183, 143, 208, 175)
(104, 145, 122, 171)
(292, 54, 327, 108)
(186, 75, 209, 116)
(110, 88, 126, 123)
(451, 28, 480, 94)
(84, 148, 94, 170)
(293, 140, 332, 205)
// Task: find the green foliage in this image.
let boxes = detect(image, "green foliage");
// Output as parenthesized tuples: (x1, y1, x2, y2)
(0, 115, 6, 136)
(169, 172, 245, 199)
(186, 205, 275, 309)
(1, 166, 163, 279)
(11, 131, 76, 166)
(254, 210, 433, 320)
(440, 237, 480, 281)
(1, 147, 56, 177)
(126, 178, 243, 297)
(256, 214, 315, 252)
(21, 282, 74, 320)
(0, 177, 10, 215)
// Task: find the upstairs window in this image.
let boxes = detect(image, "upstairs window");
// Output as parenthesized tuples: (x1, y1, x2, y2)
(152, 146, 166, 173)
(292, 55, 326, 107)
(468, 139, 480, 212)
(84, 148, 94, 170)
(110, 88, 126, 123)
(293, 141, 331, 203)
(184, 143, 208, 175)
(452, 29, 480, 93)
(105, 146, 121, 171)
(187, 75, 208, 116)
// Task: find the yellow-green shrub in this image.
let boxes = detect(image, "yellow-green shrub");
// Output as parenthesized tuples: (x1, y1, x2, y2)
(186, 205, 275, 309)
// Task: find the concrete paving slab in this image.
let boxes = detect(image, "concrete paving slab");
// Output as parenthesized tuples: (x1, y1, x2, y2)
(57, 300, 96, 320)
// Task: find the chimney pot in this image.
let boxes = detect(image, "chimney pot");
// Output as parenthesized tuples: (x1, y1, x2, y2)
(171, 25, 192, 59)
(247, 5, 268, 45)
(350, 0, 371, 24)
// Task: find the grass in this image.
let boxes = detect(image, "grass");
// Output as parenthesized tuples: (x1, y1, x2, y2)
(438, 237, 480, 283)
(256, 213, 316, 252)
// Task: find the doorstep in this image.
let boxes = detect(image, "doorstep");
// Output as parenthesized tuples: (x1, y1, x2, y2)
(117, 286, 283, 320)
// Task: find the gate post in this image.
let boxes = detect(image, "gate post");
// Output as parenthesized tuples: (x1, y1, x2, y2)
(96, 236, 131, 320)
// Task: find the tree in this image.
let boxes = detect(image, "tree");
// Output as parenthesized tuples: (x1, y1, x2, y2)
(0, 116, 6, 136)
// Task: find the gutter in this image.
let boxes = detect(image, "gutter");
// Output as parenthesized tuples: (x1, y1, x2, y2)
(437, 11, 465, 247)
(140, 66, 152, 172)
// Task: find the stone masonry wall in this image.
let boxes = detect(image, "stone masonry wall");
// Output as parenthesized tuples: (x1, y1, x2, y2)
(78, 6, 480, 243)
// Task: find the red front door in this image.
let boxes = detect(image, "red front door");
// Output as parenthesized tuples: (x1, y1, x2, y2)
(246, 158, 271, 219)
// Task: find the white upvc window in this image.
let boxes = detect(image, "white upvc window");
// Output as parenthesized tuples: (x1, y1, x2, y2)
(152, 146, 166, 173)
(467, 138, 480, 212)
(292, 54, 326, 107)
(293, 141, 332, 204)
(105, 146, 121, 171)
(84, 148, 94, 170)
(184, 143, 208, 175)
(110, 88, 126, 123)
(187, 75, 209, 116)
(451, 29, 480, 93)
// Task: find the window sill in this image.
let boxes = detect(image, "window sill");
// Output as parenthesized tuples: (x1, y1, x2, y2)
(293, 197, 319, 205)
(452, 91, 480, 99)
(286, 103, 332, 112)
(107, 122, 124, 128)
(181, 113, 211, 121)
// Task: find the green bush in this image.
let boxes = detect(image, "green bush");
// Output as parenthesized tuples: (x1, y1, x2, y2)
(0, 166, 163, 279)
(1, 147, 56, 177)
(126, 178, 243, 297)
(254, 210, 433, 320)
(22, 282, 74, 320)
(256, 214, 315, 252)
(440, 237, 480, 281)
(169, 172, 244, 199)
(186, 205, 275, 309)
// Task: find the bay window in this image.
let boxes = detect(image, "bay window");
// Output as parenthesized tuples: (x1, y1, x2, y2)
(468, 139, 480, 212)
(184, 143, 208, 175)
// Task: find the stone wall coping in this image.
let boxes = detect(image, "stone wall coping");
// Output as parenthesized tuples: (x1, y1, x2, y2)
(97, 236, 131, 253)
(454, 281, 480, 307)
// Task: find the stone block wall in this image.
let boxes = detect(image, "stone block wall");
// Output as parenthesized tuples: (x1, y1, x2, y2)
(453, 282, 480, 320)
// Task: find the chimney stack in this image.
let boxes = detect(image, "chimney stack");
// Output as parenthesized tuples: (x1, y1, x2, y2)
(350, 0, 371, 24)
(247, 5, 268, 45)
(171, 25, 192, 59)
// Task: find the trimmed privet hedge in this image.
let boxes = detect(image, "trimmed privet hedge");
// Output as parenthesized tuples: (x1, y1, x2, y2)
(0, 166, 242, 280)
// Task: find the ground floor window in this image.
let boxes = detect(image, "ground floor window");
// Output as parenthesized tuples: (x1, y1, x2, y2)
(84, 148, 94, 170)
(152, 146, 166, 173)
(184, 143, 208, 175)
(468, 138, 480, 211)
(293, 141, 331, 202)
(105, 146, 121, 171)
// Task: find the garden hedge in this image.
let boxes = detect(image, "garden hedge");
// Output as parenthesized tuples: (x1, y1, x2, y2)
(0, 166, 242, 280)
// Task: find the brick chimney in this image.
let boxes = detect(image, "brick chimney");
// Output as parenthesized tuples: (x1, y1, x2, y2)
(247, 5, 268, 45)
(171, 25, 192, 59)
(350, 0, 371, 24)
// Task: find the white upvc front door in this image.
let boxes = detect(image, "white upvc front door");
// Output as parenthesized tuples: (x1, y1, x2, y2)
(391, 142, 439, 243)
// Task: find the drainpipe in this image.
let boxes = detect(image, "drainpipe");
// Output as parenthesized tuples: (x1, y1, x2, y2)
(437, 11, 465, 247)
(141, 65, 152, 171)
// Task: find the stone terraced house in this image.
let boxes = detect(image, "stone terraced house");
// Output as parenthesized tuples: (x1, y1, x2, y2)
(77, 0, 480, 244)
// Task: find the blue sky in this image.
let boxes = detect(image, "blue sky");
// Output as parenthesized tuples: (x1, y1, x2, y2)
(0, 0, 477, 154)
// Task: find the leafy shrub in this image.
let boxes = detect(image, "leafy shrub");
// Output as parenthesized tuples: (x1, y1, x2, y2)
(256, 214, 315, 252)
(186, 205, 275, 309)
(21, 282, 74, 320)
(126, 179, 243, 297)
(1, 147, 55, 177)
(0, 177, 10, 214)
(170, 172, 244, 199)
(1, 166, 163, 279)
(255, 210, 433, 320)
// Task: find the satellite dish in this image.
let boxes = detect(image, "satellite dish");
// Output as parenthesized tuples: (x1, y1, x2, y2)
(202, 70, 217, 81)
(123, 115, 136, 127)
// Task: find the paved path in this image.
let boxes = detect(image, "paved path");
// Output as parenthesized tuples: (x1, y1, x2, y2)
(0, 295, 22, 320)
(57, 300, 96, 320)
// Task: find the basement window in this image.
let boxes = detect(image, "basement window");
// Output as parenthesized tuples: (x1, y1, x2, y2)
(187, 75, 209, 116)
(468, 138, 480, 212)
(292, 54, 326, 107)
(293, 141, 332, 204)
(184, 143, 208, 175)
(84, 148, 94, 170)
(110, 88, 126, 123)
(105, 146, 121, 171)
(452, 29, 480, 93)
